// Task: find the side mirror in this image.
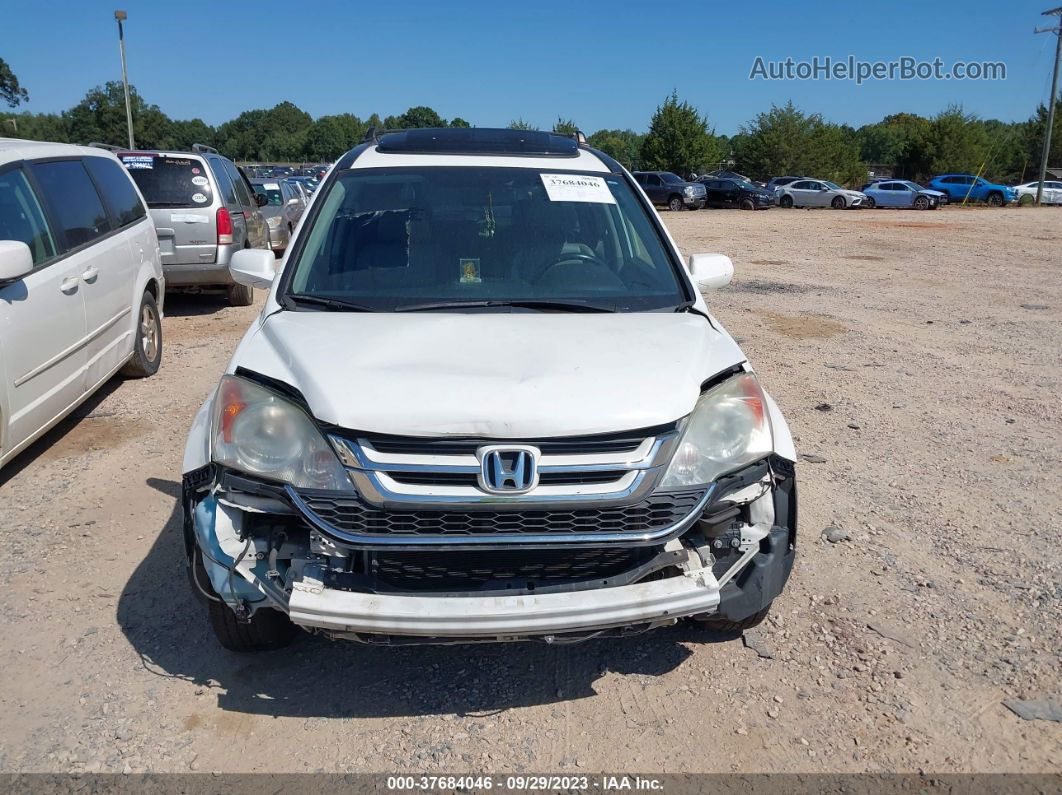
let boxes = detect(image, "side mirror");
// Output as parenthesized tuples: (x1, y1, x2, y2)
(688, 253, 733, 290)
(0, 240, 34, 284)
(287, 198, 300, 205)
(255, 193, 268, 207)
(229, 248, 277, 289)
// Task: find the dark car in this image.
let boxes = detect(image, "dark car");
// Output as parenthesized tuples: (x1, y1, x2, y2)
(696, 177, 776, 210)
(632, 171, 706, 211)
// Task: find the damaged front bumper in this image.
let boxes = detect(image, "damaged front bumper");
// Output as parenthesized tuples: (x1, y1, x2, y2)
(182, 457, 796, 644)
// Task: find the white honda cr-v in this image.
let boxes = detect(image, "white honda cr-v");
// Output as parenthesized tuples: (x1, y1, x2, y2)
(0, 139, 164, 470)
(181, 128, 797, 650)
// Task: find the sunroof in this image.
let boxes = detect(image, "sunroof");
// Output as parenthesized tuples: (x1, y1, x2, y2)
(374, 128, 579, 158)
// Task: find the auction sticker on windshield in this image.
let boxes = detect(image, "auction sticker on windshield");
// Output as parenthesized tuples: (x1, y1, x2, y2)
(541, 173, 615, 204)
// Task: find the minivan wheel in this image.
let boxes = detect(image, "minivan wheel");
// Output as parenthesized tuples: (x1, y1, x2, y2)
(227, 282, 254, 307)
(120, 291, 162, 378)
(740, 198, 755, 211)
(690, 603, 773, 635)
(668, 195, 684, 212)
(779, 194, 793, 208)
(208, 599, 298, 652)
(831, 196, 846, 209)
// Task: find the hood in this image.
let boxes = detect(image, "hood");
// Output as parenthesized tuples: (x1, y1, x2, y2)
(842, 189, 866, 198)
(919, 189, 946, 197)
(231, 311, 747, 438)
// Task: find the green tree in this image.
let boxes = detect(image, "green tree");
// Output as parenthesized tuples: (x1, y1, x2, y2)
(449, 116, 471, 128)
(216, 108, 268, 160)
(640, 92, 720, 176)
(0, 111, 68, 141)
(0, 58, 29, 107)
(587, 128, 644, 169)
(507, 118, 536, 130)
(385, 106, 446, 129)
(305, 113, 365, 160)
(168, 118, 215, 151)
(65, 82, 173, 148)
(925, 105, 991, 176)
(552, 117, 579, 136)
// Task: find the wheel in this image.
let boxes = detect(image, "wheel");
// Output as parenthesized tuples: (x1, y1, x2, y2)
(1019, 194, 1034, 206)
(831, 196, 846, 209)
(913, 195, 930, 210)
(986, 192, 1004, 207)
(120, 291, 162, 378)
(667, 195, 684, 212)
(779, 194, 794, 209)
(208, 599, 298, 652)
(227, 282, 254, 307)
(691, 604, 773, 634)
(863, 196, 876, 209)
(740, 198, 755, 211)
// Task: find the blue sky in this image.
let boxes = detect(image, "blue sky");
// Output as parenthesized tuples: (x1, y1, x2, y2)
(4, 0, 1060, 134)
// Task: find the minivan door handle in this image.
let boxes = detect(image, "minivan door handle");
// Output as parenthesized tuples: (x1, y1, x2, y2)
(60, 277, 80, 294)
(81, 266, 99, 283)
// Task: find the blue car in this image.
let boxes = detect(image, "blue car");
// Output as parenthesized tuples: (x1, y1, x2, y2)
(927, 174, 1016, 206)
(863, 180, 946, 210)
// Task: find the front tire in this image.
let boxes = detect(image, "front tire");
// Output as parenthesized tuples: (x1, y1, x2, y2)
(691, 603, 773, 634)
(227, 282, 254, 307)
(1019, 194, 1034, 206)
(668, 195, 684, 212)
(913, 195, 930, 210)
(863, 196, 876, 209)
(986, 192, 1004, 207)
(779, 194, 794, 209)
(740, 198, 755, 211)
(831, 196, 846, 209)
(208, 599, 298, 652)
(120, 291, 162, 378)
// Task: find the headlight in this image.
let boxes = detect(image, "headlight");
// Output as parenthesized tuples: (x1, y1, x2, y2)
(684, 186, 695, 197)
(211, 375, 353, 491)
(659, 373, 773, 489)
(267, 216, 282, 228)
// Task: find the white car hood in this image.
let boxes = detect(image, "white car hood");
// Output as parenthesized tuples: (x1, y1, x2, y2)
(230, 311, 747, 438)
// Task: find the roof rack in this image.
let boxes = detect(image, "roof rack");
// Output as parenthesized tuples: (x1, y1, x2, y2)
(88, 142, 123, 152)
(366, 127, 580, 158)
(191, 143, 218, 154)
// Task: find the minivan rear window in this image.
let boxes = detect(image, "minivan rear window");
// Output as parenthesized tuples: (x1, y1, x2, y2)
(119, 154, 213, 208)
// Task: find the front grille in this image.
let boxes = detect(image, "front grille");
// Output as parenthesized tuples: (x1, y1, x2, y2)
(389, 471, 624, 487)
(370, 547, 653, 591)
(297, 488, 706, 538)
(361, 429, 670, 457)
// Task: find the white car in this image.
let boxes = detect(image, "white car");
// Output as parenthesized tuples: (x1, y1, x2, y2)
(778, 178, 866, 209)
(0, 139, 164, 469)
(181, 127, 797, 650)
(1011, 180, 1062, 206)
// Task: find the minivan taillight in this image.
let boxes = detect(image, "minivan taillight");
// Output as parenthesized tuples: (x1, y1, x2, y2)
(216, 207, 233, 245)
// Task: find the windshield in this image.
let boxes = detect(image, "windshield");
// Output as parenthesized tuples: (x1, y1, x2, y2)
(823, 181, 842, 190)
(120, 154, 213, 208)
(736, 180, 758, 190)
(253, 183, 285, 206)
(283, 166, 688, 312)
(660, 173, 684, 184)
(901, 181, 923, 191)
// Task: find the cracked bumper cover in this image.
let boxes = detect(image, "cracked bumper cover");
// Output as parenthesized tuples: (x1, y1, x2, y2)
(287, 567, 722, 637)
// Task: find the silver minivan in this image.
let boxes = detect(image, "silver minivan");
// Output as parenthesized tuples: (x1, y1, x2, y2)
(118, 145, 270, 306)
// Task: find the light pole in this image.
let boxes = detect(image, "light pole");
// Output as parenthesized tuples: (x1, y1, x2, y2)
(1034, 6, 1062, 206)
(114, 9, 135, 150)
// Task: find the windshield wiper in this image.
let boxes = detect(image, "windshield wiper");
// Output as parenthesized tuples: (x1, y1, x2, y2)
(394, 299, 615, 313)
(286, 293, 377, 312)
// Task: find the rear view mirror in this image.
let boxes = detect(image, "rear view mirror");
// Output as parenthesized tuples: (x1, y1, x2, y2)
(229, 248, 277, 288)
(255, 193, 268, 207)
(0, 240, 34, 284)
(688, 253, 734, 290)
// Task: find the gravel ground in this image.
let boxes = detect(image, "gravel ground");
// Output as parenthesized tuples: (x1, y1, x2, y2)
(0, 205, 1059, 774)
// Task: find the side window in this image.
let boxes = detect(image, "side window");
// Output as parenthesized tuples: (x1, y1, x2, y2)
(223, 160, 253, 207)
(83, 156, 146, 227)
(0, 167, 58, 266)
(633, 173, 646, 185)
(646, 174, 661, 186)
(208, 157, 239, 206)
(31, 159, 112, 249)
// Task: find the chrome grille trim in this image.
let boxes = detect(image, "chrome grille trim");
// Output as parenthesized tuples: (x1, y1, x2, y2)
(327, 429, 680, 508)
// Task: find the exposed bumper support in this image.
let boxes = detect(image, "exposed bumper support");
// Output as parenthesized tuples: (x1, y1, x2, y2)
(287, 564, 722, 637)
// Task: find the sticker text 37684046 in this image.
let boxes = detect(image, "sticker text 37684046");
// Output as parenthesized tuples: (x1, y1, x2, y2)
(540, 174, 616, 204)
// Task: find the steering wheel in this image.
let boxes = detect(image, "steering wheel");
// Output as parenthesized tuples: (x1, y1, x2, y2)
(533, 252, 611, 285)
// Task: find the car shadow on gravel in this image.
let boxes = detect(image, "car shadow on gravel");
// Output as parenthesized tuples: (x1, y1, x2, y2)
(162, 292, 235, 317)
(117, 479, 734, 719)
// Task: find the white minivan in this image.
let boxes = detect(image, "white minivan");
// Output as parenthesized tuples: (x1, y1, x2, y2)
(182, 128, 797, 651)
(0, 139, 165, 470)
